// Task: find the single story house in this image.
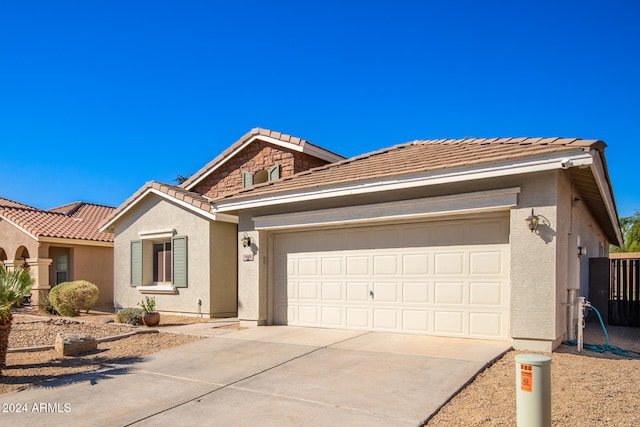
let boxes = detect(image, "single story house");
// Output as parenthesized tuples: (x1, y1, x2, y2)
(101, 129, 621, 352)
(0, 198, 115, 305)
(99, 128, 344, 317)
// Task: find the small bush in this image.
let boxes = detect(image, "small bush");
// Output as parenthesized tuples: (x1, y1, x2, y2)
(38, 291, 58, 315)
(49, 280, 99, 317)
(116, 308, 143, 325)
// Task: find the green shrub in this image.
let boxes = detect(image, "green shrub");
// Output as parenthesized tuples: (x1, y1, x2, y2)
(49, 280, 99, 317)
(116, 308, 143, 325)
(37, 291, 58, 315)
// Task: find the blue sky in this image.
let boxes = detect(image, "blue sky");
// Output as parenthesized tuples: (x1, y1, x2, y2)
(1, 1, 639, 217)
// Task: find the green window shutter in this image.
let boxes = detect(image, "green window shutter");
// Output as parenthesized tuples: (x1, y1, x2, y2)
(130, 240, 142, 287)
(241, 171, 253, 188)
(268, 163, 280, 180)
(172, 235, 188, 288)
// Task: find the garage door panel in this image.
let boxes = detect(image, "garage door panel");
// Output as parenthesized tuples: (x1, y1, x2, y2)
(434, 253, 465, 275)
(346, 307, 370, 328)
(298, 258, 318, 276)
(470, 282, 502, 305)
(434, 311, 464, 334)
(321, 257, 342, 275)
(346, 282, 369, 301)
(321, 282, 343, 301)
(298, 305, 320, 324)
(373, 308, 399, 329)
(273, 218, 510, 340)
(469, 312, 503, 337)
(373, 282, 399, 302)
(469, 251, 503, 275)
(402, 310, 430, 332)
(373, 255, 398, 275)
(298, 282, 319, 300)
(434, 282, 465, 304)
(321, 306, 343, 326)
(346, 256, 369, 275)
(403, 282, 429, 303)
(402, 254, 430, 275)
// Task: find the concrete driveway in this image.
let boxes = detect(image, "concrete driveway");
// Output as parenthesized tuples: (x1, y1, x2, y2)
(0, 326, 510, 426)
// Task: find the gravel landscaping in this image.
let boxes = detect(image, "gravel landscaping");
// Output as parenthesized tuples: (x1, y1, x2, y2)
(1, 311, 205, 396)
(1, 309, 639, 425)
(426, 320, 640, 426)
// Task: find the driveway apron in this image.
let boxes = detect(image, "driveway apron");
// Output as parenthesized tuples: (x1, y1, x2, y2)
(0, 326, 510, 426)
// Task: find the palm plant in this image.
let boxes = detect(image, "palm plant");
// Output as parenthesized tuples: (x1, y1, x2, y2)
(0, 264, 34, 372)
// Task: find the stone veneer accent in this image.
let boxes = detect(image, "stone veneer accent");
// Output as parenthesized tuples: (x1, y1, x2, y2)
(193, 140, 331, 200)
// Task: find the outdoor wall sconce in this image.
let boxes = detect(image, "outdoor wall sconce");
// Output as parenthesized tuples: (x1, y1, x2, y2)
(526, 209, 540, 232)
(241, 233, 252, 248)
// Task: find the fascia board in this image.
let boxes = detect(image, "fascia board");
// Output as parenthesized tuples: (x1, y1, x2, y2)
(185, 135, 343, 191)
(215, 152, 594, 212)
(253, 187, 520, 230)
(39, 237, 113, 247)
(590, 150, 623, 245)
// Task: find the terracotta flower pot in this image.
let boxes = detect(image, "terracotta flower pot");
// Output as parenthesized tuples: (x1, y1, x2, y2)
(142, 312, 160, 327)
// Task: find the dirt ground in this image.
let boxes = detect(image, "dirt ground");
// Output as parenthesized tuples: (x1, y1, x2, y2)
(426, 319, 640, 426)
(2, 308, 640, 426)
(0, 307, 210, 396)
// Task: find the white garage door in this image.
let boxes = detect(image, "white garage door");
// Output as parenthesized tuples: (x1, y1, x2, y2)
(273, 217, 510, 339)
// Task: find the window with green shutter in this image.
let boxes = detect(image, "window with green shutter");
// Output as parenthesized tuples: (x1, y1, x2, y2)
(130, 240, 143, 287)
(241, 171, 253, 188)
(268, 163, 280, 180)
(172, 235, 188, 287)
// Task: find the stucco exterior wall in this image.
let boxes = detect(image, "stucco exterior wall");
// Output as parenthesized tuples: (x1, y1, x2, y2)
(0, 219, 38, 261)
(237, 217, 267, 326)
(113, 194, 219, 316)
(210, 221, 238, 317)
(509, 172, 560, 351)
(71, 245, 114, 304)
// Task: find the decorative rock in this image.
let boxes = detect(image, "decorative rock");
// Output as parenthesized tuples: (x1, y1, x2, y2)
(54, 333, 98, 356)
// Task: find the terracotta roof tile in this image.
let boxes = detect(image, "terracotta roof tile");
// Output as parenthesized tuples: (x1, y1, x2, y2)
(0, 198, 115, 242)
(216, 136, 604, 203)
(0, 197, 35, 209)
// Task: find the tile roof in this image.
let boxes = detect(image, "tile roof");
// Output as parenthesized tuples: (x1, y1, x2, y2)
(0, 197, 35, 209)
(0, 198, 115, 243)
(99, 181, 212, 232)
(215, 137, 604, 202)
(181, 127, 344, 190)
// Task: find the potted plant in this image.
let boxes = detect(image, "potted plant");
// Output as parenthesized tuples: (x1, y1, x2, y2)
(0, 265, 34, 373)
(138, 296, 160, 327)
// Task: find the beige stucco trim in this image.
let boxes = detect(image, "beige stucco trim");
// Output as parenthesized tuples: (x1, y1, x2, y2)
(216, 152, 594, 212)
(138, 229, 176, 240)
(252, 188, 520, 230)
(136, 285, 177, 294)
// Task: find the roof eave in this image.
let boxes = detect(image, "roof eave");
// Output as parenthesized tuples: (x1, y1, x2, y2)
(214, 151, 595, 212)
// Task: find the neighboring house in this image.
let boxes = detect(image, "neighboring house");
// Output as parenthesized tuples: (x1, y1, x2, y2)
(99, 128, 344, 317)
(102, 130, 621, 352)
(0, 198, 115, 306)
